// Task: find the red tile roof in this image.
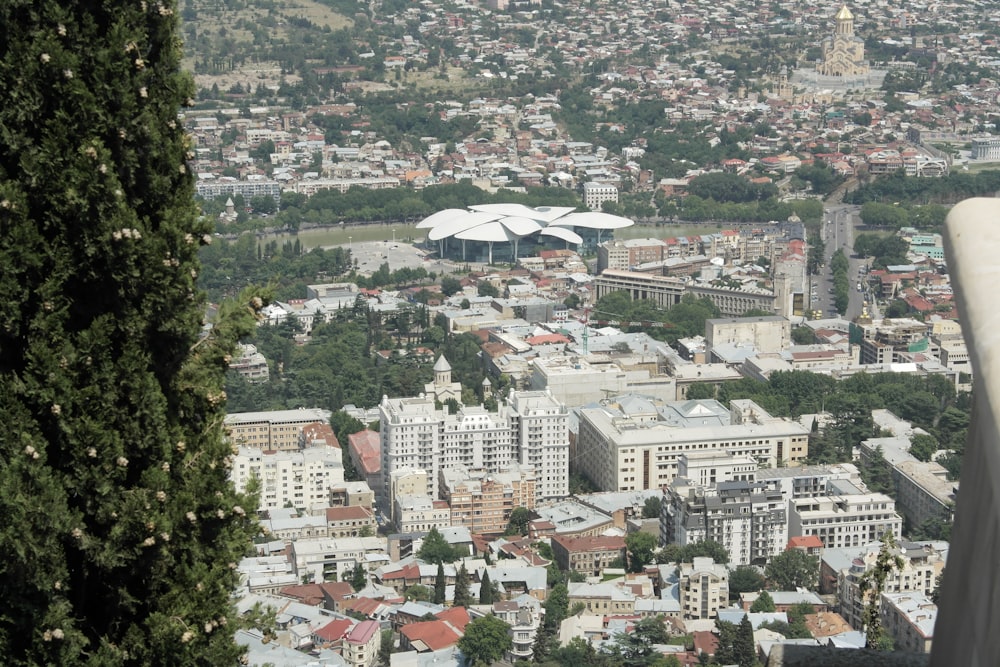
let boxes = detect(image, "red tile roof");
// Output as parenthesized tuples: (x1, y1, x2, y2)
(302, 422, 340, 448)
(342, 597, 384, 617)
(347, 619, 380, 645)
(348, 430, 381, 475)
(552, 534, 626, 553)
(525, 333, 570, 345)
(326, 505, 374, 522)
(787, 535, 824, 550)
(381, 562, 421, 582)
(435, 606, 470, 632)
(314, 618, 353, 642)
(401, 620, 463, 651)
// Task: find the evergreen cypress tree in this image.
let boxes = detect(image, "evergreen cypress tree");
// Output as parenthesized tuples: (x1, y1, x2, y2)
(735, 615, 756, 667)
(433, 562, 446, 605)
(479, 570, 494, 605)
(0, 1, 263, 664)
(453, 563, 472, 608)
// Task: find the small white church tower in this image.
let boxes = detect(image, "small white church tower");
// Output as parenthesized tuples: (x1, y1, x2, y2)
(424, 355, 463, 404)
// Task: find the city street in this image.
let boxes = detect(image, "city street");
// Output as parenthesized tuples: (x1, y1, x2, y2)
(811, 204, 878, 321)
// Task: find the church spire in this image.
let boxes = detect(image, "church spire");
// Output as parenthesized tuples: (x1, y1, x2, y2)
(835, 5, 854, 35)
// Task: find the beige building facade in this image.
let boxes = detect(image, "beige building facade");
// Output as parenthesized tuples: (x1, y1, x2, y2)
(225, 409, 332, 451)
(574, 397, 809, 493)
(678, 557, 729, 620)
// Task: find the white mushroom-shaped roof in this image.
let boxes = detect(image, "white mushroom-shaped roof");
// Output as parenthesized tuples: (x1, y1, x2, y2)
(539, 226, 583, 244)
(455, 221, 519, 242)
(415, 208, 470, 229)
(427, 211, 504, 241)
(469, 203, 576, 222)
(418, 204, 633, 244)
(550, 211, 634, 229)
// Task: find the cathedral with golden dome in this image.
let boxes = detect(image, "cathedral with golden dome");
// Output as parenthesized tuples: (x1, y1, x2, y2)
(816, 5, 870, 77)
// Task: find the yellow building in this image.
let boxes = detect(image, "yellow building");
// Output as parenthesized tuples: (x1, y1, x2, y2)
(817, 6, 869, 78)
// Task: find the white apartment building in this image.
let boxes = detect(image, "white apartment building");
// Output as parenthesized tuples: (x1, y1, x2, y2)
(789, 493, 902, 550)
(880, 592, 936, 653)
(583, 181, 618, 210)
(574, 397, 809, 492)
(836, 541, 945, 630)
(394, 494, 452, 534)
(289, 536, 388, 583)
(228, 343, 270, 383)
(232, 445, 344, 511)
(677, 557, 729, 620)
(662, 478, 789, 567)
(677, 451, 758, 487)
(379, 387, 569, 506)
(508, 390, 569, 500)
(705, 316, 791, 356)
(756, 463, 868, 500)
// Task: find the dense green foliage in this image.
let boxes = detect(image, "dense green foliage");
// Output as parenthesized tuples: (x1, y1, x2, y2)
(758, 603, 816, 639)
(728, 566, 765, 598)
(642, 496, 663, 520)
(505, 507, 533, 536)
(478, 570, 495, 605)
(417, 527, 465, 564)
(0, 1, 263, 664)
(660, 540, 731, 565)
(593, 292, 721, 344)
(750, 591, 776, 613)
(202, 180, 582, 234)
(830, 248, 850, 314)
(702, 370, 967, 475)
(668, 193, 823, 225)
(765, 550, 819, 591)
(687, 172, 778, 203)
(458, 614, 512, 667)
(433, 563, 447, 604)
(846, 169, 1000, 210)
(714, 618, 755, 667)
(853, 233, 909, 269)
(625, 532, 658, 572)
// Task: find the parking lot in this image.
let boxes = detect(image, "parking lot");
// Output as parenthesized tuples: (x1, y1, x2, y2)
(342, 240, 458, 278)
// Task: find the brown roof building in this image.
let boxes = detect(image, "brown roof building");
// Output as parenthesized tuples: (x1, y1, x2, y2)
(301, 422, 340, 449)
(326, 505, 377, 538)
(347, 430, 381, 491)
(551, 535, 627, 577)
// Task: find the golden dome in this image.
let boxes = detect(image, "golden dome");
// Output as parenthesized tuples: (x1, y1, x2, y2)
(836, 5, 854, 20)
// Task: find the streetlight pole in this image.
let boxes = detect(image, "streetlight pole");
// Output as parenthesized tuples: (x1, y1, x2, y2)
(348, 236, 352, 252)
(392, 228, 396, 244)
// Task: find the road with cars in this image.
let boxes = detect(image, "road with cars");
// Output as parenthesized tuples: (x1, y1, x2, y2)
(811, 204, 879, 321)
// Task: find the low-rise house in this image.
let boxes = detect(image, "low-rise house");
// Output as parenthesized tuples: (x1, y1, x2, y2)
(485, 563, 549, 602)
(326, 505, 377, 538)
(289, 536, 389, 584)
(312, 617, 354, 651)
(398, 607, 469, 653)
(551, 534, 626, 577)
(394, 494, 452, 534)
(491, 598, 542, 662)
(567, 580, 638, 615)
